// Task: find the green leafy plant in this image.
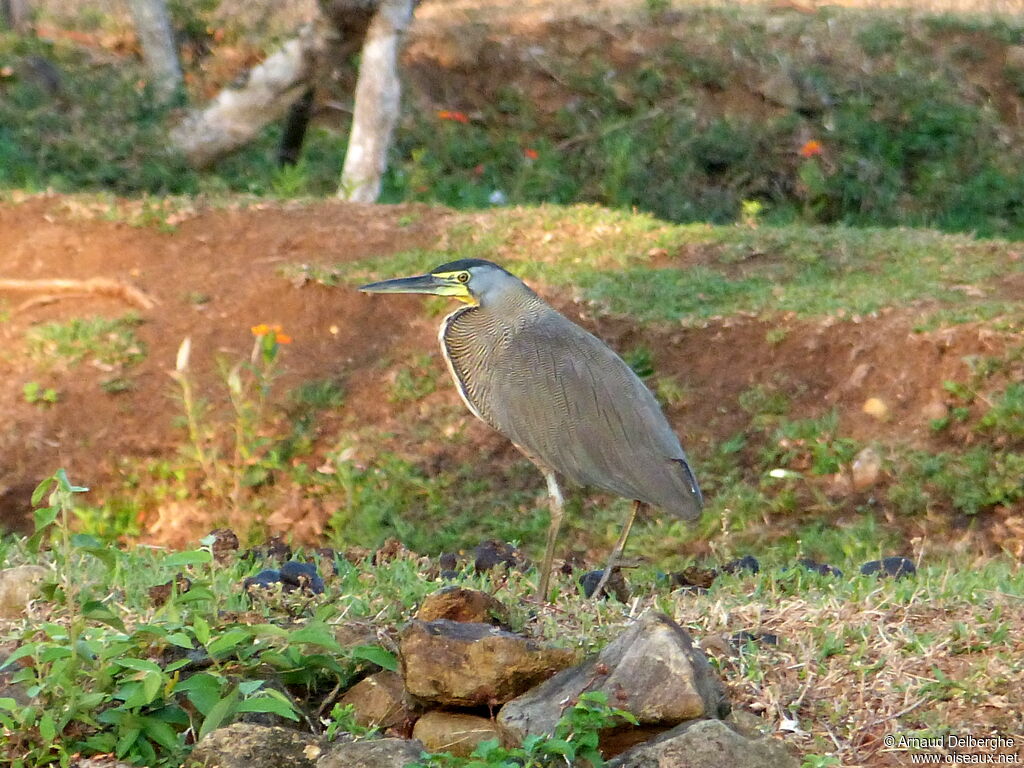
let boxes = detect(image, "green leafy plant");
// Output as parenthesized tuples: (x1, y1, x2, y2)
(22, 381, 59, 405)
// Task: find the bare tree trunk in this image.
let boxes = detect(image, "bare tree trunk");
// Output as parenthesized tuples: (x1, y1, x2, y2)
(170, 25, 324, 169)
(338, 0, 414, 202)
(0, 0, 31, 33)
(127, 0, 182, 101)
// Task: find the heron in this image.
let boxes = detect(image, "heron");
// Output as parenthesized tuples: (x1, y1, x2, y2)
(359, 259, 703, 600)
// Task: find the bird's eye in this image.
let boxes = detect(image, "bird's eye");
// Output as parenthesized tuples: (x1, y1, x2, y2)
(457, 272, 470, 284)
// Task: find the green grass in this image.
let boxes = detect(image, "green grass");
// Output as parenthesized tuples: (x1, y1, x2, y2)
(1, 487, 1021, 766)
(302, 206, 1024, 325)
(3, 7, 1024, 235)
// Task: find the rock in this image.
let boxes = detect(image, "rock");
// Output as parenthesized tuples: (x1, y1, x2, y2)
(338, 671, 411, 730)
(757, 71, 801, 109)
(0, 565, 48, 618)
(580, 568, 630, 601)
(607, 718, 799, 768)
(401, 620, 576, 707)
(412, 711, 501, 758)
(862, 397, 888, 420)
(415, 586, 511, 627)
(922, 399, 949, 422)
(316, 737, 424, 768)
(860, 557, 916, 579)
(851, 447, 882, 491)
(498, 613, 728, 744)
(186, 723, 320, 768)
(1006, 45, 1024, 69)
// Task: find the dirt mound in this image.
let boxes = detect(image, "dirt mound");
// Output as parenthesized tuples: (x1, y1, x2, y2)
(0, 196, 1015, 540)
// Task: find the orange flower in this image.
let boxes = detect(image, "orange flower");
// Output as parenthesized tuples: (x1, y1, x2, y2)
(437, 110, 470, 124)
(799, 139, 823, 158)
(252, 323, 291, 344)
(523, 148, 539, 160)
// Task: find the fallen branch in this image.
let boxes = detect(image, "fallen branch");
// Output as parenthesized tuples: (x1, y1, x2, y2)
(0, 278, 159, 311)
(169, 23, 325, 168)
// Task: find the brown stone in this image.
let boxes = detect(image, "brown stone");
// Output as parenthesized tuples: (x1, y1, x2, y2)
(415, 586, 510, 627)
(400, 620, 576, 707)
(412, 711, 501, 758)
(0, 565, 48, 618)
(498, 613, 728, 743)
(338, 671, 410, 729)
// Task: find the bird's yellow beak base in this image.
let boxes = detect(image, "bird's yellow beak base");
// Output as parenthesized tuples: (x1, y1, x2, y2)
(359, 272, 477, 305)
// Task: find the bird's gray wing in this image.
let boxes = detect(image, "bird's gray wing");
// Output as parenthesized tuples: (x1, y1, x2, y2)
(475, 312, 702, 520)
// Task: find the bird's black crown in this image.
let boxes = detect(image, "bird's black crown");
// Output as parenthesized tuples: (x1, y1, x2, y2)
(431, 258, 510, 275)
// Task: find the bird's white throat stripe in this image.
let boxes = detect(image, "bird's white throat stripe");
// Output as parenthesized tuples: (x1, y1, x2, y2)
(439, 306, 488, 425)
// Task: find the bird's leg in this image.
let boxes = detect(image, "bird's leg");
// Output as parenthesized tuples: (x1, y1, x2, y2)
(537, 471, 564, 601)
(590, 499, 643, 600)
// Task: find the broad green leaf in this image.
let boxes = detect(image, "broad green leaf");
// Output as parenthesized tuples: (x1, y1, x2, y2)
(82, 600, 125, 630)
(162, 550, 213, 568)
(192, 615, 211, 646)
(38, 712, 56, 742)
(117, 658, 163, 674)
(166, 632, 195, 649)
(140, 715, 181, 751)
(0, 643, 38, 668)
(238, 679, 264, 696)
(39, 646, 74, 663)
(31, 476, 55, 506)
(174, 673, 223, 716)
(206, 628, 253, 657)
(290, 624, 343, 651)
(236, 693, 299, 721)
(351, 644, 399, 671)
(198, 687, 240, 741)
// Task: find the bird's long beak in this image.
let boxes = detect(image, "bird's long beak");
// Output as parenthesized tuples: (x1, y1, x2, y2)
(359, 273, 447, 295)
(359, 273, 474, 303)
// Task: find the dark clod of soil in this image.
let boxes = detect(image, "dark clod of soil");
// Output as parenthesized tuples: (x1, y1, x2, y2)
(473, 539, 527, 573)
(860, 557, 916, 579)
(147, 574, 192, 607)
(245, 535, 292, 563)
(208, 527, 240, 563)
(580, 568, 630, 602)
(280, 560, 325, 594)
(243, 568, 284, 592)
(670, 565, 719, 592)
(732, 630, 780, 648)
(722, 555, 760, 575)
(796, 559, 844, 577)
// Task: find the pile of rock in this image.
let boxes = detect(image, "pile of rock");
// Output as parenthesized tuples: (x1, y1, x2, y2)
(188, 586, 797, 768)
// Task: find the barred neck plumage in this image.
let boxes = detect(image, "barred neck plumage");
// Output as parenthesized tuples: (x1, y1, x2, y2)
(438, 284, 549, 428)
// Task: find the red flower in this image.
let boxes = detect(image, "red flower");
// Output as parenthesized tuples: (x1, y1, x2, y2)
(437, 110, 470, 124)
(523, 148, 539, 160)
(799, 139, 823, 158)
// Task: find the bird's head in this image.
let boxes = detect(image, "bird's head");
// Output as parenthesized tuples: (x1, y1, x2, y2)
(359, 259, 520, 308)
